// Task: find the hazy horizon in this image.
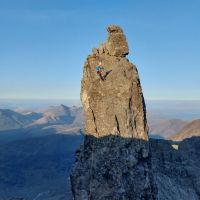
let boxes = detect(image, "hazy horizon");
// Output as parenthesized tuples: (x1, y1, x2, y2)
(0, 99, 200, 121)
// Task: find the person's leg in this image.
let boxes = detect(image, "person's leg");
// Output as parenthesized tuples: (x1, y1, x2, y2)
(99, 73, 105, 81)
(97, 70, 105, 81)
(103, 70, 112, 80)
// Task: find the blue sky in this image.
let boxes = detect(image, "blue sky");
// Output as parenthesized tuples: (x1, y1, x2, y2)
(0, 0, 200, 100)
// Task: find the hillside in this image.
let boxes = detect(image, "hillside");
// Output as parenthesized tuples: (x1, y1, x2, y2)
(148, 118, 188, 138)
(0, 104, 196, 140)
(0, 105, 83, 134)
(169, 119, 200, 141)
(0, 134, 83, 200)
(0, 109, 35, 131)
(0, 102, 199, 199)
(32, 105, 83, 127)
(0, 105, 84, 200)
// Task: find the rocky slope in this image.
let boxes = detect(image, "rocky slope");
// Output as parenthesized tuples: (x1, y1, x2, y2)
(169, 119, 200, 141)
(0, 105, 83, 139)
(148, 118, 187, 138)
(0, 105, 84, 200)
(0, 109, 35, 131)
(0, 134, 83, 200)
(32, 105, 83, 126)
(150, 137, 200, 200)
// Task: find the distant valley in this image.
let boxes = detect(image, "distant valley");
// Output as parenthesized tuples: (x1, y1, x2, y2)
(0, 105, 83, 144)
(0, 104, 84, 200)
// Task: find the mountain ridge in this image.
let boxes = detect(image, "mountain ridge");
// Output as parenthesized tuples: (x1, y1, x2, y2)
(169, 119, 200, 141)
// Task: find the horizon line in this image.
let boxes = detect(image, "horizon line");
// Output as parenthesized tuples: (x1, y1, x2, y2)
(0, 98, 200, 101)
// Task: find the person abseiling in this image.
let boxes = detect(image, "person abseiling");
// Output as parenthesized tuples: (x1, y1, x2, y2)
(96, 62, 105, 81)
(96, 61, 112, 81)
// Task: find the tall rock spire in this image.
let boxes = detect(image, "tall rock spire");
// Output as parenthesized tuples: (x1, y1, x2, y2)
(71, 25, 156, 200)
(81, 25, 148, 140)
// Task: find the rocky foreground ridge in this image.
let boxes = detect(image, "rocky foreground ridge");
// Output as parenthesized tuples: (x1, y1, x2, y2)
(70, 26, 200, 200)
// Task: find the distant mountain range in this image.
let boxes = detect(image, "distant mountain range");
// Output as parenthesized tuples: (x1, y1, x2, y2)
(1, 104, 199, 140)
(169, 119, 200, 141)
(33, 105, 75, 125)
(0, 104, 199, 199)
(148, 117, 188, 138)
(0, 109, 38, 131)
(0, 104, 83, 132)
(0, 105, 84, 200)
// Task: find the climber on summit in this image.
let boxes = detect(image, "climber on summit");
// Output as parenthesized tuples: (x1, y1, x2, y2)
(96, 62, 112, 81)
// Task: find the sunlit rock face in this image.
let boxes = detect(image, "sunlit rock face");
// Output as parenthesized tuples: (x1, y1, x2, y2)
(81, 25, 148, 141)
(105, 25, 129, 57)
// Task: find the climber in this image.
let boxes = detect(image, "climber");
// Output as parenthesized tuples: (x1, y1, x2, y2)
(96, 62, 105, 81)
(96, 62, 112, 81)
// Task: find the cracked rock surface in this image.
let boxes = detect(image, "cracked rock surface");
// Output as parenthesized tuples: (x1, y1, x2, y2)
(81, 25, 148, 141)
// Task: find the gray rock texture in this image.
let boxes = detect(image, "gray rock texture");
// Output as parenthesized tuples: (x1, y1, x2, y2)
(81, 25, 148, 141)
(71, 136, 157, 200)
(105, 25, 129, 57)
(71, 25, 156, 200)
(150, 137, 200, 200)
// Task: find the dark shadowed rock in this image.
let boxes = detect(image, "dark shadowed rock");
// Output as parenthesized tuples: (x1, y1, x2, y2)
(0, 134, 83, 200)
(71, 136, 156, 200)
(150, 137, 200, 200)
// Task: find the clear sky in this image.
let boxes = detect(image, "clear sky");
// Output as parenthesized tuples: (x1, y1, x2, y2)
(0, 0, 200, 100)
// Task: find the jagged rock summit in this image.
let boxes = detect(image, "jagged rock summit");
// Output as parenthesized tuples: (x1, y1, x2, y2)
(81, 25, 148, 140)
(93, 25, 129, 57)
(106, 25, 129, 56)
